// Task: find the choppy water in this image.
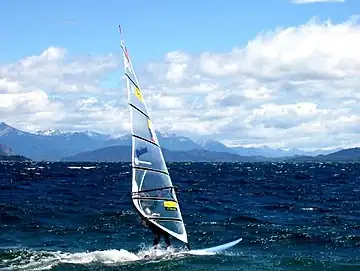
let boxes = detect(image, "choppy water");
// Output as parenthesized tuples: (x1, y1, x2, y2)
(0, 161, 360, 270)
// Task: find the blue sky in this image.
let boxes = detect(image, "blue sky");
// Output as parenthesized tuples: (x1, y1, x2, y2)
(0, 0, 357, 64)
(1, 0, 360, 150)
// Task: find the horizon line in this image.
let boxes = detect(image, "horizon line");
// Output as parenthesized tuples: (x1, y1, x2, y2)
(0, 121, 355, 152)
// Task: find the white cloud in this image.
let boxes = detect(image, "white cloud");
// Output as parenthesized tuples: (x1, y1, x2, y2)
(0, 46, 123, 133)
(290, 0, 345, 3)
(141, 16, 360, 150)
(1, 16, 360, 150)
(1, 47, 118, 94)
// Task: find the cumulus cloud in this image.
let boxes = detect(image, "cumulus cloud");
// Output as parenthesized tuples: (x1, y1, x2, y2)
(2, 47, 118, 94)
(1, 16, 360, 150)
(0, 46, 124, 133)
(140, 16, 360, 150)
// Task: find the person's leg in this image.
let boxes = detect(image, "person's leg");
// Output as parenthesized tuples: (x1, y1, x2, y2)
(164, 233, 171, 248)
(153, 233, 161, 248)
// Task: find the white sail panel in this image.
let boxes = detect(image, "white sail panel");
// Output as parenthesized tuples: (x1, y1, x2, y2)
(121, 40, 149, 117)
(131, 107, 159, 145)
(153, 220, 185, 235)
(127, 80, 149, 117)
(122, 40, 138, 86)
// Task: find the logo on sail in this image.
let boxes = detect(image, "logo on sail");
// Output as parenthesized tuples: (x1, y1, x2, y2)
(136, 146, 148, 157)
(134, 146, 152, 166)
(163, 201, 178, 211)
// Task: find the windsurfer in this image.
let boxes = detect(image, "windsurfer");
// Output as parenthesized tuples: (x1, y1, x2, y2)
(141, 217, 171, 249)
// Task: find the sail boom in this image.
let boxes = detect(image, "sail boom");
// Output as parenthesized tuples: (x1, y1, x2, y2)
(132, 196, 177, 202)
(132, 185, 176, 194)
(133, 166, 169, 176)
(148, 217, 183, 221)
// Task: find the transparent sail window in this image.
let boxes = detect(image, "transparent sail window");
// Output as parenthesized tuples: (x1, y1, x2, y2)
(140, 199, 181, 219)
(133, 137, 167, 173)
(155, 220, 185, 235)
(134, 169, 173, 191)
(131, 108, 157, 143)
(137, 188, 174, 200)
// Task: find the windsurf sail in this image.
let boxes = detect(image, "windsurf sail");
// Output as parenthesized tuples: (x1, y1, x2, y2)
(119, 26, 189, 246)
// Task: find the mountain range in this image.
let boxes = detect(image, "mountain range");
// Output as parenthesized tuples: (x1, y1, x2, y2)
(60, 145, 360, 163)
(60, 145, 267, 163)
(0, 121, 348, 161)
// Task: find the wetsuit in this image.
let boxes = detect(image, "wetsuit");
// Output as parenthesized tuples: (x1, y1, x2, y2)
(142, 217, 171, 248)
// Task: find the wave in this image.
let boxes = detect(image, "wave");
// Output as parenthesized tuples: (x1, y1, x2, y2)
(0, 246, 217, 270)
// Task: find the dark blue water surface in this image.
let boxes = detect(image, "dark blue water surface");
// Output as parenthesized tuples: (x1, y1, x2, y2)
(1, 161, 360, 270)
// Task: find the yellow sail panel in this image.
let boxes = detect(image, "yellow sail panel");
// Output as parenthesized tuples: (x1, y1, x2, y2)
(134, 87, 144, 103)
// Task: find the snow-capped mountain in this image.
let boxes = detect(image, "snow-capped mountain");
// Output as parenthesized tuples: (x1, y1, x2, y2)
(36, 129, 111, 140)
(0, 121, 344, 161)
(80, 130, 108, 138)
(105, 132, 202, 151)
(196, 139, 237, 154)
(0, 122, 26, 136)
(37, 129, 66, 136)
(70, 130, 112, 141)
(36, 129, 112, 141)
(156, 132, 201, 151)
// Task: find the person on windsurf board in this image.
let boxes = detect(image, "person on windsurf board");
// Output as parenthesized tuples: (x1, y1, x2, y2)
(141, 217, 171, 249)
